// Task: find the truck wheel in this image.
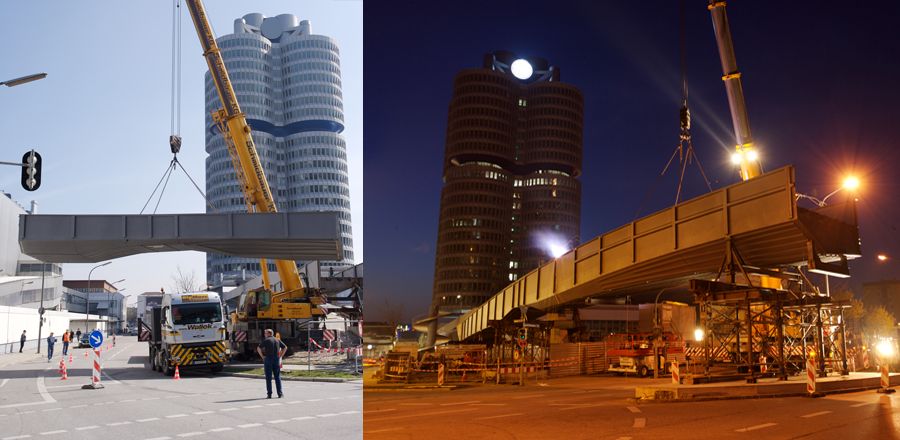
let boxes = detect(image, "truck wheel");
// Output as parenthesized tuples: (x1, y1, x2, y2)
(163, 355, 175, 376)
(150, 348, 158, 371)
(638, 365, 649, 378)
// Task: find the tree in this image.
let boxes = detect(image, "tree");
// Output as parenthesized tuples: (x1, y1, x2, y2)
(862, 306, 896, 338)
(170, 266, 200, 293)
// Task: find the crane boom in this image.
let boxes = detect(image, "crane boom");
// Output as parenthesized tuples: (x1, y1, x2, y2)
(708, 0, 762, 181)
(184, 0, 303, 294)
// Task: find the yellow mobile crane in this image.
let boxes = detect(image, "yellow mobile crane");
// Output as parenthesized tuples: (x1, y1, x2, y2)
(184, 0, 324, 323)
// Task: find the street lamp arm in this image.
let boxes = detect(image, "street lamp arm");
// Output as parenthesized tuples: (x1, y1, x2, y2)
(796, 193, 826, 207)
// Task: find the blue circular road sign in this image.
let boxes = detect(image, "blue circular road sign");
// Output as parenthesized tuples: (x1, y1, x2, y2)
(89, 330, 104, 348)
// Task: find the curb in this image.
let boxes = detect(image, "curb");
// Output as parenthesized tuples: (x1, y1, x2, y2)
(217, 371, 361, 383)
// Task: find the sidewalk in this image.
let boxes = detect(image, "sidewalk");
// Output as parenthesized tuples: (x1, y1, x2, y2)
(0, 350, 53, 369)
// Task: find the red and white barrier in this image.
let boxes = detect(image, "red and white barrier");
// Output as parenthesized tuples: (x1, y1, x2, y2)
(92, 349, 102, 386)
(671, 361, 680, 385)
(881, 363, 890, 389)
(806, 357, 816, 395)
(760, 355, 767, 374)
(437, 363, 445, 386)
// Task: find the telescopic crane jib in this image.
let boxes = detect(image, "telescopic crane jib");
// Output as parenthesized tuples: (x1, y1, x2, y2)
(183, 0, 321, 320)
(708, 0, 762, 181)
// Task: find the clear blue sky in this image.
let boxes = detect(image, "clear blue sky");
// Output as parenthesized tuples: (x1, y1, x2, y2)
(0, 0, 363, 306)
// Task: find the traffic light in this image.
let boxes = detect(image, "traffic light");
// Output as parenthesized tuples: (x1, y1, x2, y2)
(20, 149, 41, 191)
(517, 328, 527, 346)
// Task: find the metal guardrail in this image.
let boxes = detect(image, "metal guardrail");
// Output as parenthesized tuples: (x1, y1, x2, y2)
(0, 338, 40, 355)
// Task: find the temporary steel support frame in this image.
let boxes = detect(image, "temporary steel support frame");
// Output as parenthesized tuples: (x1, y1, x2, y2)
(692, 279, 850, 382)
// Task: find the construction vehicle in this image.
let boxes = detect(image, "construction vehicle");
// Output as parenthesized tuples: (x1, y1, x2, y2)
(139, 291, 229, 375)
(182, 0, 343, 358)
(607, 332, 684, 377)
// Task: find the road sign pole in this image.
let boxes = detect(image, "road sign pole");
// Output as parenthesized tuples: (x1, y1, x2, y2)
(82, 330, 104, 390)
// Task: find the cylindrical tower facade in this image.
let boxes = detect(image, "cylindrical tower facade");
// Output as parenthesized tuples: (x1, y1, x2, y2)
(431, 52, 582, 316)
(205, 14, 354, 287)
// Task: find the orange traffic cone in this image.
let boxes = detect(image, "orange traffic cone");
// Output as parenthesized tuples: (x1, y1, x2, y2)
(58, 359, 64, 374)
(173, 365, 181, 380)
(60, 363, 68, 380)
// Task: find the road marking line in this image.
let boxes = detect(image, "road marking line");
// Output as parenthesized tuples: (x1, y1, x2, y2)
(70, 405, 87, 409)
(142, 397, 160, 401)
(3, 435, 32, 440)
(365, 408, 477, 423)
(38, 432, 67, 438)
(801, 411, 832, 418)
(511, 393, 545, 399)
(305, 399, 322, 402)
(633, 418, 646, 428)
(470, 403, 506, 406)
(364, 408, 397, 414)
(42, 408, 62, 412)
(237, 423, 262, 429)
(558, 403, 609, 411)
(0, 379, 8, 388)
(735, 423, 777, 432)
(121, 399, 135, 403)
(165, 414, 187, 418)
(75, 426, 99, 431)
(850, 402, 873, 407)
(0, 402, 50, 410)
(106, 422, 131, 427)
(36, 377, 55, 404)
(144, 437, 171, 440)
(399, 403, 432, 406)
(339, 411, 359, 415)
(475, 412, 524, 420)
(207, 428, 233, 432)
(440, 400, 480, 406)
(268, 419, 289, 424)
(22, 411, 35, 415)
(626, 406, 641, 413)
(292, 416, 315, 421)
(220, 407, 238, 412)
(243, 405, 263, 409)
(328, 396, 341, 400)
(286, 401, 303, 404)
(193, 411, 213, 415)
(363, 428, 403, 435)
(317, 413, 339, 417)
(136, 418, 160, 423)
(176, 433, 203, 438)
(265, 403, 282, 406)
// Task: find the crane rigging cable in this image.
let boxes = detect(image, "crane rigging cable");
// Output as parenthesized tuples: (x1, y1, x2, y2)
(170, 0, 183, 154)
(633, 0, 713, 220)
(138, 0, 214, 214)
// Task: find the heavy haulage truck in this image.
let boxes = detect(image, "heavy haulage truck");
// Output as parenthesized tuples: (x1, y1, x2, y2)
(139, 291, 229, 375)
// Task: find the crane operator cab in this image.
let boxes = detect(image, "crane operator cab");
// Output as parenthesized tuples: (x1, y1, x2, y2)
(234, 287, 323, 321)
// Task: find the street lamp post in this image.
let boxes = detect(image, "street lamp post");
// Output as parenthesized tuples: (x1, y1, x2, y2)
(37, 263, 47, 354)
(86, 262, 111, 334)
(0, 73, 47, 87)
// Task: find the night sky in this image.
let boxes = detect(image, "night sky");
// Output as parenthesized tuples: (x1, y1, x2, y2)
(364, 1, 900, 322)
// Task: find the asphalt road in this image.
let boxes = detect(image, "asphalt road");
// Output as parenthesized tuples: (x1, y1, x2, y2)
(0, 336, 361, 440)
(363, 376, 900, 439)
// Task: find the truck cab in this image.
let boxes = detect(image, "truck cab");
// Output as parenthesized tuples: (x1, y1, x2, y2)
(141, 292, 229, 375)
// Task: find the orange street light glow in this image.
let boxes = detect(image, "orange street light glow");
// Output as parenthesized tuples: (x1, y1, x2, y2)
(877, 254, 888, 261)
(843, 176, 860, 190)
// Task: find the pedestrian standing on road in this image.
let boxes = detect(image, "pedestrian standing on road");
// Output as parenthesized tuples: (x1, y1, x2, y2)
(75, 329, 82, 347)
(46, 332, 57, 362)
(19, 330, 26, 353)
(256, 328, 286, 399)
(62, 330, 70, 356)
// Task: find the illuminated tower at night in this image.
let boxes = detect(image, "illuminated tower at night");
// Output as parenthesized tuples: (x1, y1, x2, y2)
(430, 51, 583, 320)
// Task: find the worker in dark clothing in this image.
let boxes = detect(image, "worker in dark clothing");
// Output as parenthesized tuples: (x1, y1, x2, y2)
(46, 332, 57, 362)
(256, 329, 287, 398)
(19, 330, 26, 353)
